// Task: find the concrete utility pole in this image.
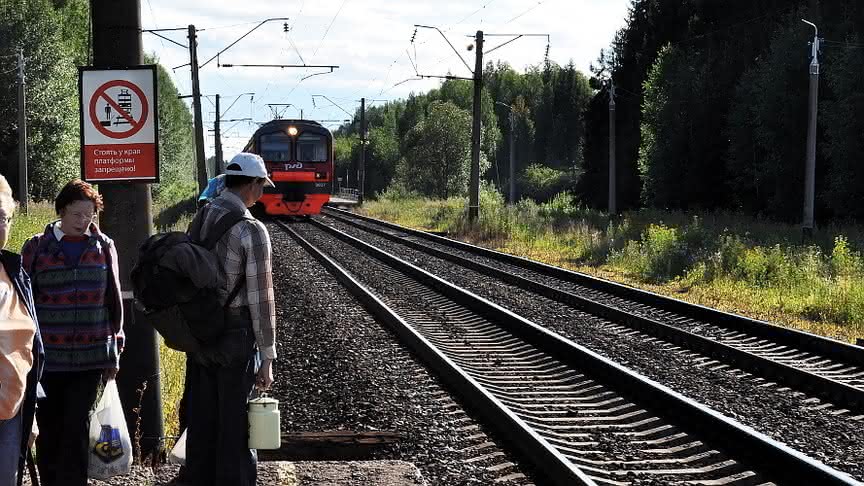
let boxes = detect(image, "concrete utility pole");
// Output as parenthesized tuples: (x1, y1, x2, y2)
(91, 0, 162, 457)
(411, 26, 546, 217)
(469, 30, 484, 221)
(214, 94, 223, 175)
(608, 80, 617, 216)
(801, 19, 820, 237)
(359, 97, 366, 205)
(495, 101, 516, 204)
(188, 25, 208, 192)
(16, 49, 28, 214)
(507, 108, 515, 204)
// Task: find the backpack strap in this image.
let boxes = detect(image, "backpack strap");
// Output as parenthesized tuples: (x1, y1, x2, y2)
(188, 204, 252, 308)
(189, 205, 250, 251)
(224, 275, 245, 309)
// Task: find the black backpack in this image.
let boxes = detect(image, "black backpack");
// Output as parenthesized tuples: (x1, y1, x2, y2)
(131, 208, 249, 352)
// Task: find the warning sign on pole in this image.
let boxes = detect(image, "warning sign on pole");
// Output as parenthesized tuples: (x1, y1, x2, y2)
(79, 66, 159, 183)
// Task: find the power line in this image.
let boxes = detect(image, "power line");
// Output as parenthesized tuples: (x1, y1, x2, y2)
(505, 0, 548, 24)
(141, 0, 187, 90)
(448, 0, 498, 31)
(268, 0, 349, 113)
(199, 20, 261, 31)
(310, 0, 349, 62)
(361, 0, 496, 100)
(290, 0, 306, 31)
(377, 51, 407, 95)
(253, 28, 296, 112)
(287, 33, 306, 64)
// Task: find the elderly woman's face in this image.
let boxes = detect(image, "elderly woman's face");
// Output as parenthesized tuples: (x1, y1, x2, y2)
(59, 200, 96, 237)
(0, 204, 12, 251)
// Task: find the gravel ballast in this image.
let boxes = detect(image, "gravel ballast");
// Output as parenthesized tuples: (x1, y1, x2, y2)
(264, 224, 536, 485)
(316, 216, 864, 481)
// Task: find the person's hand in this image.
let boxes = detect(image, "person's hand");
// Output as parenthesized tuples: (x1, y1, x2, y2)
(28, 420, 38, 448)
(256, 359, 274, 391)
(102, 367, 119, 382)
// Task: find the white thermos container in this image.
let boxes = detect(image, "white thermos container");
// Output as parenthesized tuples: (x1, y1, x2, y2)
(248, 394, 281, 449)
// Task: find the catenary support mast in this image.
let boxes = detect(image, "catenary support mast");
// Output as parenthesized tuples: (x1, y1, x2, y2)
(91, 0, 163, 457)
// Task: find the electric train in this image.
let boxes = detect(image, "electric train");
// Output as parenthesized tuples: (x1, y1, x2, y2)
(242, 119, 334, 216)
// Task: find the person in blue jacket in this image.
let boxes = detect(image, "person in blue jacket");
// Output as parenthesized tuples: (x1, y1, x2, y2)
(197, 174, 226, 208)
(0, 174, 44, 486)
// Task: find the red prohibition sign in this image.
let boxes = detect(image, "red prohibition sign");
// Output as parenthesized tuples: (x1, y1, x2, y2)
(89, 80, 149, 139)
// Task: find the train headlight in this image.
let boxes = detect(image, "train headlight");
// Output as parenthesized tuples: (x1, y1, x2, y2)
(287, 126, 299, 136)
(315, 172, 327, 179)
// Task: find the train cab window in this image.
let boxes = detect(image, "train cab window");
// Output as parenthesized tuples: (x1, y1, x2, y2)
(297, 133, 328, 162)
(259, 133, 292, 162)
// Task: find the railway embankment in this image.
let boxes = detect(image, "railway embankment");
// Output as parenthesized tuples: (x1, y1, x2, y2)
(356, 192, 864, 345)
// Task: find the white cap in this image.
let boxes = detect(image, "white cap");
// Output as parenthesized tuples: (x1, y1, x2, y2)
(224, 153, 275, 187)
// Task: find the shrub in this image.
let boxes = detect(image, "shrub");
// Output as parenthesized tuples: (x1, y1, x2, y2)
(831, 236, 862, 278)
(377, 182, 421, 202)
(610, 224, 692, 282)
(519, 164, 579, 203)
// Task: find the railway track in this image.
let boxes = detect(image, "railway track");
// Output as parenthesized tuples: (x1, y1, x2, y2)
(320, 207, 864, 413)
(275, 218, 858, 486)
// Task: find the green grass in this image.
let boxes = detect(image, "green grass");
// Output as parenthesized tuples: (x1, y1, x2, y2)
(8, 199, 195, 445)
(150, 197, 197, 442)
(159, 338, 185, 441)
(7, 202, 56, 252)
(360, 189, 864, 344)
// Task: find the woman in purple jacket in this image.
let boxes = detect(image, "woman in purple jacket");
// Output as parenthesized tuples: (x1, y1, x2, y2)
(22, 179, 123, 486)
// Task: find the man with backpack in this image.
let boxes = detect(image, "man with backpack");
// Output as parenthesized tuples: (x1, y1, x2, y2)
(183, 152, 277, 486)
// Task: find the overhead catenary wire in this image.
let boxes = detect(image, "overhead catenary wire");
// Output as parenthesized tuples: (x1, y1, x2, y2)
(362, 0, 495, 100)
(287, 34, 307, 65)
(407, 48, 419, 75)
(505, 0, 548, 24)
(254, 26, 298, 112)
(447, 0, 498, 32)
(309, 0, 349, 62)
(140, 1, 187, 90)
(264, 0, 349, 114)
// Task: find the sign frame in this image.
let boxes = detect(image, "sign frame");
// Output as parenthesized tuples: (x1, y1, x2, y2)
(79, 65, 160, 184)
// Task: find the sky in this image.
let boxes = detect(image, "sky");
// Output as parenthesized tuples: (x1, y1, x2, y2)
(140, 0, 631, 158)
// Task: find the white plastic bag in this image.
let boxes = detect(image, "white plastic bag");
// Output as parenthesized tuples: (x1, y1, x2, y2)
(168, 430, 187, 465)
(87, 380, 133, 479)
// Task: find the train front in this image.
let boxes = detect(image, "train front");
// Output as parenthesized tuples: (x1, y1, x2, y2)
(247, 120, 333, 216)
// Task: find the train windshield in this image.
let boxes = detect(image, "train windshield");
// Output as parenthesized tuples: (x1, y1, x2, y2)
(297, 133, 328, 162)
(259, 133, 292, 162)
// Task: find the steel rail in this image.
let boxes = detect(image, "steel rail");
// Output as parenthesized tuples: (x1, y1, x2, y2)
(288, 218, 858, 485)
(322, 207, 864, 366)
(319, 209, 864, 411)
(274, 220, 594, 486)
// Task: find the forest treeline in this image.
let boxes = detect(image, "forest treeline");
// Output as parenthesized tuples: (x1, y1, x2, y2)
(0, 0, 195, 203)
(2, 0, 863, 223)
(338, 0, 864, 222)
